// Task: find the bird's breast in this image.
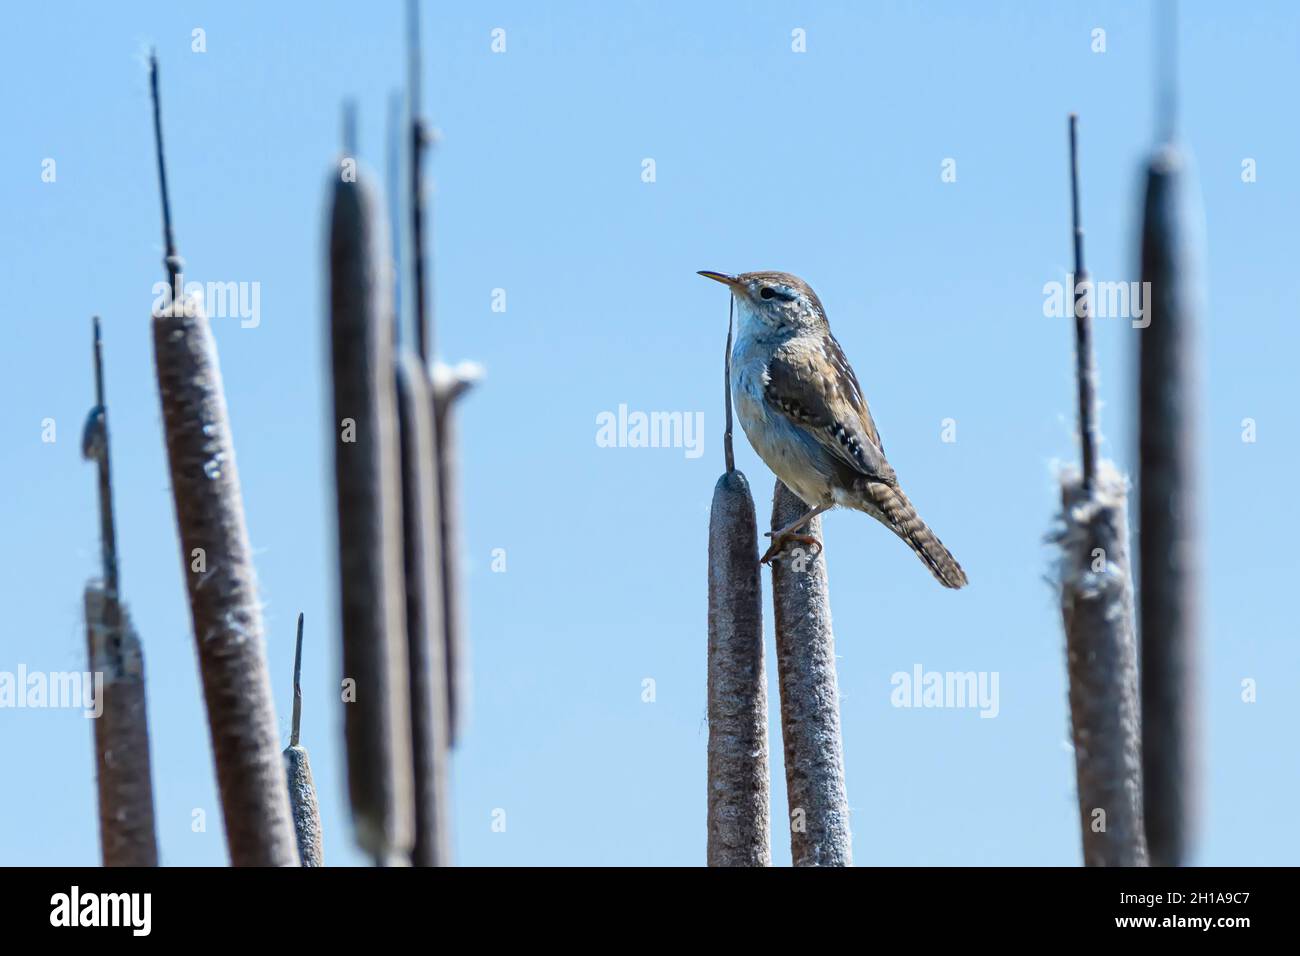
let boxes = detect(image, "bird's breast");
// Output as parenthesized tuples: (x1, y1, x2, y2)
(730, 338, 771, 433)
(730, 337, 834, 507)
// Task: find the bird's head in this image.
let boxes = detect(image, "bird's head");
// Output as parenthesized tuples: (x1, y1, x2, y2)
(697, 270, 827, 336)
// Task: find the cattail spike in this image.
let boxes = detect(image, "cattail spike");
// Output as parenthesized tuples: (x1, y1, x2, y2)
(723, 297, 735, 474)
(148, 51, 181, 280)
(407, 0, 432, 362)
(343, 100, 358, 160)
(92, 315, 105, 407)
(291, 612, 304, 748)
(387, 90, 404, 346)
(1156, 0, 1179, 144)
(1068, 114, 1098, 493)
(85, 316, 119, 596)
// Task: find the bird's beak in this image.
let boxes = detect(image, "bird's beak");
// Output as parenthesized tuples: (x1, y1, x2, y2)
(697, 270, 739, 289)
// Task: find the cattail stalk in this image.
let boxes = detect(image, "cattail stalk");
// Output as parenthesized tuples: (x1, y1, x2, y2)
(149, 54, 297, 866)
(329, 137, 416, 863)
(770, 480, 851, 866)
(396, 353, 452, 866)
(408, 0, 433, 364)
(1137, 142, 1202, 868)
(404, 1, 472, 751)
(387, 90, 404, 338)
(283, 613, 324, 866)
(432, 362, 479, 745)
(1068, 117, 1099, 494)
(81, 318, 159, 867)
(394, 15, 451, 859)
(88, 317, 119, 597)
(707, 298, 769, 867)
(1055, 116, 1147, 866)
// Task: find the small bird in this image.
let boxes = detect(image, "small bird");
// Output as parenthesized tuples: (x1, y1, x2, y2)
(699, 270, 967, 588)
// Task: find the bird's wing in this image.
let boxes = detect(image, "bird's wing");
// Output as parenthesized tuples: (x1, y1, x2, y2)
(764, 336, 896, 484)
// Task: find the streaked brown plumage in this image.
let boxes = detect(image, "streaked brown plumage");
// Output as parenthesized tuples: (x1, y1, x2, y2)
(700, 270, 967, 589)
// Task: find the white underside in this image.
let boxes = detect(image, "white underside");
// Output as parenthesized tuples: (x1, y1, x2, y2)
(731, 332, 836, 509)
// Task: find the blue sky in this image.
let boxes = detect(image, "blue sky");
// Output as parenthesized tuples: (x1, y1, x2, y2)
(2, 1, 1297, 866)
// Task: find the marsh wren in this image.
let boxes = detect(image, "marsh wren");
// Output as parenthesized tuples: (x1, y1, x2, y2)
(700, 270, 967, 588)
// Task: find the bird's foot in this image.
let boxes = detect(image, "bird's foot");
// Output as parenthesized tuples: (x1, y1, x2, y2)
(760, 531, 822, 565)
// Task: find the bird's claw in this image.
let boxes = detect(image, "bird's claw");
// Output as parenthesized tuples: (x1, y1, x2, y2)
(760, 532, 822, 565)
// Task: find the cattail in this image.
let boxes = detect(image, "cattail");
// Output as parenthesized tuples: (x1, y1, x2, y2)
(390, 21, 450, 864)
(396, 353, 452, 866)
(770, 480, 851, 866)
(81, 316, 158, 867)
(432, 361, 480, 746)
(706, 471, 768, 867)
(1057, 466, 1147, 865)
(1137, 142, 1203, 869)
(1055, 116, 1147, 867)
(283, 613, 323, 867)
(83, 588, 158, 866)
(153, 286, 297, 866)
(707, 299, 769, 866)
(148, 54, 297, 866)
(402, 0, 473, 752)
(328, 131, 416, 864)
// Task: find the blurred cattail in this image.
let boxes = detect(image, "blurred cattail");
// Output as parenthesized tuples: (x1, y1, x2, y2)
(148, 54, 297, 866)
(1054, 116, 1147, 867)
(283, 613, 323, 867)
(432, 360, 480, 746)
(390, 21, 451, 864)
(387, 89, 405, 338)
(402, 0, 473, 752)
(707, 300, 769, 867)
(328, 128, 416, 864)
(81, 317, 158, 867)
(770, 481, 851, 867)
(1137, 143, 1203, 869)
(396, 353, 452, 866)
(407, 0, 433, 365)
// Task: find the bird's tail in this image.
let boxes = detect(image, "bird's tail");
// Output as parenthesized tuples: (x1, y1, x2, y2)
(858, 482, 968, 589)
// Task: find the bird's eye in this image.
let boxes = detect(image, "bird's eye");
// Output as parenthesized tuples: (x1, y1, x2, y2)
(760, 287, 776, 300)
